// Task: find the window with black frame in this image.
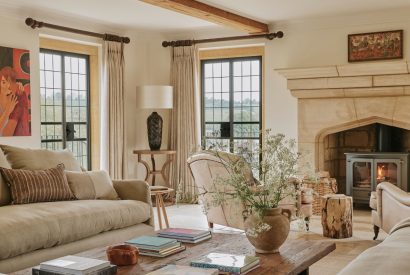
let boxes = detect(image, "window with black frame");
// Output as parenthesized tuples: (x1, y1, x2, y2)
(201, 56, 262, 166)
(39, 49, 90, 169)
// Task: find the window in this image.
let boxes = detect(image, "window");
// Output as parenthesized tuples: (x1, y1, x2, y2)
(201, 56, 262, 165)
(40, 49, 90, 169)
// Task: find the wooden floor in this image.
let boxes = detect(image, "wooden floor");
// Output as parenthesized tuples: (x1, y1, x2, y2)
(155, 204, 388, 275)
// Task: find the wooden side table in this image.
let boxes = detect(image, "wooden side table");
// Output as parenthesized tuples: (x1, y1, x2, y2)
(133, 149, 176, 186)
(150, 187, 174, 230)
(320, 194, 353, 239)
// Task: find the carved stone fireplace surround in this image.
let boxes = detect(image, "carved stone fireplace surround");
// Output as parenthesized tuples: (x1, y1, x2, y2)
(277, 61, 410, 173)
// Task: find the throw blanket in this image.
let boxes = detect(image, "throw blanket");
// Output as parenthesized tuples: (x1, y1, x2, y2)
(389, 217, 410, 235)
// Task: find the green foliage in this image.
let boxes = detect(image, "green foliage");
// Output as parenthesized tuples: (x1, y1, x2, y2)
(208, 130, 300, 218)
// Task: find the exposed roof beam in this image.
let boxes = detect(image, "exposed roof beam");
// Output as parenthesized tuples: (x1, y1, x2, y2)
(140, 0, 269, 34)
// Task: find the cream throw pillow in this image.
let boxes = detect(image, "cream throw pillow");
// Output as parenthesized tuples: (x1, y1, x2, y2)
(0, 149, 11, 206)
(66, 170, 119, 200)
(0, 145, 82, 171)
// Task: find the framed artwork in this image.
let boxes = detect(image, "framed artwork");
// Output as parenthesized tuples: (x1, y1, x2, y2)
(0, 46, 31, 136)
(348, 30, 403, 62)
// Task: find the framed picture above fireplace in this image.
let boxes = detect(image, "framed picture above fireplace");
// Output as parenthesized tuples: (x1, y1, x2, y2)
(348, 30, 403, 62)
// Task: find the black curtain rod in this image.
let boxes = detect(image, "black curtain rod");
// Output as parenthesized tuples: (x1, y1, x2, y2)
(25, 17, 130, 44)
(162, 31, 284, 47)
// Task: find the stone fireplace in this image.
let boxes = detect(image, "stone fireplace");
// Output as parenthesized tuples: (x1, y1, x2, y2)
(277, 61, 410, 193)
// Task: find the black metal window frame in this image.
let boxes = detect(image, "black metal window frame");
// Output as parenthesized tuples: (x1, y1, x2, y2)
(40, 48, 91, 170)
(200, 56, 263, 155)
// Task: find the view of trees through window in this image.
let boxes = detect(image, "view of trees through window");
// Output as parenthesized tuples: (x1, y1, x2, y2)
(39, 49, 90, 169)
(201, 56, 262, 166)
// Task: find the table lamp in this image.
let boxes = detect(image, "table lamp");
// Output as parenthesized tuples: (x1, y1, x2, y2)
(136, 85, 173, 150)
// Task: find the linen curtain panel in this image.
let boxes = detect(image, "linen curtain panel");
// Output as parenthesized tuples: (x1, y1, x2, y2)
(102, 41, 126, 179)
(169, 46, 198, 201)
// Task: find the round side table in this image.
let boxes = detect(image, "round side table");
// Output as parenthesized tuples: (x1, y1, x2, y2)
(150, 187, 174, 230)
(133, 149, 176, 186)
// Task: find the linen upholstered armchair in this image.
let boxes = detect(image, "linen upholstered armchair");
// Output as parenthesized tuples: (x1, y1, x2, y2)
(370, 182, 410, 240)
(187, 151, 313, 230)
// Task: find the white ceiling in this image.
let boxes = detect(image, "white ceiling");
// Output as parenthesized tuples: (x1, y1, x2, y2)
(1, 0, 410, 33)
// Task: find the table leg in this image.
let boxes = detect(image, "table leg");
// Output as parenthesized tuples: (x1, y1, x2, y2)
(155, 194, 163, 229)
(158, 194, 170, 228)
(151, 154, 156, 186)
(298, 268, 309, 275)
(137, 154, 151, 182)
(161, 155, 174, 187)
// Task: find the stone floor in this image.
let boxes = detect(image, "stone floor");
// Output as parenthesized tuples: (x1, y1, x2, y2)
(153, 204, 388, 275)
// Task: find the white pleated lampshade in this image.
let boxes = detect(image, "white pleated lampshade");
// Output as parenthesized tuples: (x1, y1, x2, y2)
(136, 85, 173, 109)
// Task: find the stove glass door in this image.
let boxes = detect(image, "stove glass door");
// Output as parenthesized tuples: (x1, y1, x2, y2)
(374, 159, 401, 188)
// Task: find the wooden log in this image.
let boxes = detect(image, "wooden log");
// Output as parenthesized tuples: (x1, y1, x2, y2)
(320, 195, 353, 239)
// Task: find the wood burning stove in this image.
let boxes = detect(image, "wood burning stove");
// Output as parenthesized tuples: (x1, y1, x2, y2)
(346, 152, 409, 204)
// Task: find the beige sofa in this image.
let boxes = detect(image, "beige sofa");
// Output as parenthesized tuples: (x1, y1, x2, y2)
(0, 146, 153, 273)
(338, 182, 410, 274)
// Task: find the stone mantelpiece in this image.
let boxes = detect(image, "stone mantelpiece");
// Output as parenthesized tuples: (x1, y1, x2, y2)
(277, 61, 410, 173)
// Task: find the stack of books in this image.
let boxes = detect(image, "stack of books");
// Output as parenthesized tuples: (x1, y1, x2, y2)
(158, 228, 212, 244)
(190, 253, 260, 274)
(125, 236, 185, 257)
(32, 256, 116, 275)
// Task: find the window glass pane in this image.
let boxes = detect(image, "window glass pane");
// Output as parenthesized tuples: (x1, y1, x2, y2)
(222, 62, 229, 77)
(233, 62, 241, 76)
(221, 108, 229, 122)
(221, 93, 229, 107)
(213, 93, 221, 107)
(71, 58, 79, 73)
(251, 60, 260, 75)
(79, 58, 86, 74)
(45, 71, 53, 88)
(251, 92, 260, 106)
(242, 76, 251, 91)
(205, 108, 213, 122)
(72, 74, 79, 90)
(205, 64, 212, 78)
(205, 78, 212, 93)
(234, 77, 241, 91)
(213, 63, 221, 77)
(45, 54, 53, 70)
(222, 77, 229, 92)
(65, 57, 71, 72)
(242, 61, 251, 76)
(53, 72, 62, 88)
(79, 75, 86, 90)
(213, 78, 221, 93)
(242, 92, 251, 106)
(53, 55, 61, 71)
(251, 76, 259, 91)
(204, 93, 213, 108)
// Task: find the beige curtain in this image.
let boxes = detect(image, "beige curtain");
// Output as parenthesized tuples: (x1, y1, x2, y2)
(169, 46, 198, 201)
(102, 41, 126, 179)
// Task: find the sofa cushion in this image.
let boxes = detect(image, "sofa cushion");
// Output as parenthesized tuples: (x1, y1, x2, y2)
(66, 170, 119, 200)
(0, 145, 82, 171)
(0, 199, 151, 259)
(0, 164, 74, 204)
(0, 148, 11, 206)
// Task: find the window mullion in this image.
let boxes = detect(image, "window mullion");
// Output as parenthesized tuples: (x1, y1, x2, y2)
(229, 60, 234, 153)
(61, 53, 67, 148)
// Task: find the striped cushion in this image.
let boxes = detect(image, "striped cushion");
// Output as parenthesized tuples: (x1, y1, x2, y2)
(0, 164, 75, 204)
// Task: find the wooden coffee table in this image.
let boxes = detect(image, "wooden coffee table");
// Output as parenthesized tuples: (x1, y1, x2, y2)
(14, 233, 335, 275)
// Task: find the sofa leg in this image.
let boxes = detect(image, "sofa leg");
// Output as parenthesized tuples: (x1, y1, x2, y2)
(373, 225, 380, 240)
(208, 222, 214, 229)
(305, 217, 310, 231)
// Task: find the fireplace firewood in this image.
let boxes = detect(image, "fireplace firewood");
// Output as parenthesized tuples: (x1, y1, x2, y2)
(320, 194, 353, 239)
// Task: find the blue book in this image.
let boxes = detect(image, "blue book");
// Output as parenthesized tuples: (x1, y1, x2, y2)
(190, 253, 259, 274)
(126, 236, 178, 250)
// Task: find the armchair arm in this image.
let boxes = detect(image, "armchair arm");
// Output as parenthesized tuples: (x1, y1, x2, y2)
(377, 182, 410, 206)
(377, 182, 410, 233)
(112, 180, 153, 226)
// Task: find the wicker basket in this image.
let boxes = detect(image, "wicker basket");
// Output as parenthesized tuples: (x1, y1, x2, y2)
(303, 178, 338, 215)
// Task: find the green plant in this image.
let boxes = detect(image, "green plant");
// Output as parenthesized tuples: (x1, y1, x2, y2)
(206, 130, 300, 218)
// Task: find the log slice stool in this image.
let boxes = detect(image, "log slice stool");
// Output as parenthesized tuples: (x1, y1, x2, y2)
(320, 194, 353, 239)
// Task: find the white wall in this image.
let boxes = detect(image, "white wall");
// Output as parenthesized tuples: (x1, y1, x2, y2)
(165, 8, 410, 142)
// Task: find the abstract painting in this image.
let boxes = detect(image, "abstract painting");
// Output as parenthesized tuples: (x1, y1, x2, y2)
(0, 46, 31, 136)
(348, 30, 403, 62)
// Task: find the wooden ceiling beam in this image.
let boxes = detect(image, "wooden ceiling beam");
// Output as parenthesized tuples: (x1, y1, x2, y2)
(140, 0, 269, 34)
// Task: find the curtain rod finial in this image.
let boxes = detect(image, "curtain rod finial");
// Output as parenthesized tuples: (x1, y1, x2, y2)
(25, 17, 43, 29)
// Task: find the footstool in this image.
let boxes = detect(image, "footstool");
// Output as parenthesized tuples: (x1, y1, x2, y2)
(320, 194, 353, 239)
